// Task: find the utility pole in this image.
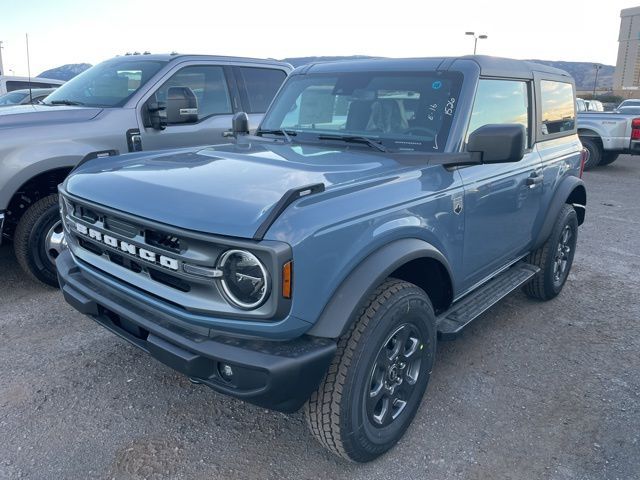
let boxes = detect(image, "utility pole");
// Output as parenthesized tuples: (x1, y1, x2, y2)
(593, 64, 602, 98)
(0, 40, 4, 76)
(465, 32, 488, 55)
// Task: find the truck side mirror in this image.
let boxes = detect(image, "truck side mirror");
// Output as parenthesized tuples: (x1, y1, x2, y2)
(467, 124, 526, 163)
(147, 101, 167, 130)
(232, 112, 250, 136)
(165, 86, 198, 125)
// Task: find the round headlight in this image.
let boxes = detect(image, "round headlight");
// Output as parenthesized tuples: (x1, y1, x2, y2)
(218, 249, 270, 309)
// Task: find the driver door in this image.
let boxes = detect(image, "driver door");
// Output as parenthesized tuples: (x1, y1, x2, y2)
(137, 64, 236, 151)
(458, 78, 543, 291)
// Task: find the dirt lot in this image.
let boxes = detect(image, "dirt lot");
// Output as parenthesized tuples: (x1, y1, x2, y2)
(1, 156, 639, 480)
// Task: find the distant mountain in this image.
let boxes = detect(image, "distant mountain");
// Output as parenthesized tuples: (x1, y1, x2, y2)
(283, 56, 614, 91)
(526, 60, 614, 90)
(37, 57, 615, 90)
(37, 63, 92, 81)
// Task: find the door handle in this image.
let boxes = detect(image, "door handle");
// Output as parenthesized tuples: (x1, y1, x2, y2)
(526, 173, 544, 188)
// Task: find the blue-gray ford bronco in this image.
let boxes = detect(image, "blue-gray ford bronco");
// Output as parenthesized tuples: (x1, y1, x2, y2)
(57, 56, 587, 462)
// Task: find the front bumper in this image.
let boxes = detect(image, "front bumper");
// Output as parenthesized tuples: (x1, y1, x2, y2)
(57, 250, 336, 412)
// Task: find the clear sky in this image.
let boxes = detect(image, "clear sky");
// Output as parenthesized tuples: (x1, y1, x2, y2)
(1, 0, 638, 76)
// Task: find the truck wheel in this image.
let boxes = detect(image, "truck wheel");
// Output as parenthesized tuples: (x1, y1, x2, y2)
(580, 138, 601, 170)
(523, 204, 578, 301)
(14, 194, 64, 287)
(305, 279, 436, 462)
(599, 152, 619, 166)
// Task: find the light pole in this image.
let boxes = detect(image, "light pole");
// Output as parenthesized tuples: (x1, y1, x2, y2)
(593, 64, 602, 98)
(465, 32, 488, 55)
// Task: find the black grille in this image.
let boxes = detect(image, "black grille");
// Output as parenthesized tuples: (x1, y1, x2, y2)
(78, 238, 103, 256)
(107, 252, 143, 273)
(145, 229, 182, 253)
(148, 268, 191, 292)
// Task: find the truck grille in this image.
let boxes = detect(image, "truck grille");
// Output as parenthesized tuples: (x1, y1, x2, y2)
(60, 195, 229, 313)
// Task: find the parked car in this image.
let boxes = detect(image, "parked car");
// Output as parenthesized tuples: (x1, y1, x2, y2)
(614, 105, 640, 115)
(0, 54, 292, 286)
(57, 56, 586, 462)
(0, 75, 64, 95)
(577, 103, 640, 168)
(0, 88, 57, 106)
(617, 98, 640, 109)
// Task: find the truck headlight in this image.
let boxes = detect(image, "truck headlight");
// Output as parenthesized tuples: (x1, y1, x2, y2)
(218, 249, 270, 309)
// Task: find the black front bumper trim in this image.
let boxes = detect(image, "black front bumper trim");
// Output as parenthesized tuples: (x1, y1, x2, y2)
(57, 250, 336, 413)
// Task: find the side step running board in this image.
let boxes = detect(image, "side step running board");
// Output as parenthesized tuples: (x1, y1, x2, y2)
(436, 262, 540, 340)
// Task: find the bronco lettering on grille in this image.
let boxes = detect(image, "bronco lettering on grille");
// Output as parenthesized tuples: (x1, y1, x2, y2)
(74, 222, 179, 271)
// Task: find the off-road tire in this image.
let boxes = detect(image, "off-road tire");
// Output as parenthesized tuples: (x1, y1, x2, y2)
(305, 279, 436, 462)
(599, 152, 619, 166)
(523, 204, 578, 301)
(14, 194, 62, 287)
(580, 137, 601, 170)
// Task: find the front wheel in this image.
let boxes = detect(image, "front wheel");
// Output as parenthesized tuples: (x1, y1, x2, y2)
(13, 194, 65, 287)
(305, 279, 436, 462)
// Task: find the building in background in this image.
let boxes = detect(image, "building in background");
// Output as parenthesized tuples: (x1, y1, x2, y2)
(614, 6, 640, 98)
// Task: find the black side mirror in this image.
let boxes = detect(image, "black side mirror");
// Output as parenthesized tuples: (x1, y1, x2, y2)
(232, 112, 250, 136)
(147, 101, 167, 130)
(467, 124, 526, 163)
(165, 86, 198, 125)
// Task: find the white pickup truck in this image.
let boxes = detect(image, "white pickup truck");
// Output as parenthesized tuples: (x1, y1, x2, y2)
(577, 105, 640, 169)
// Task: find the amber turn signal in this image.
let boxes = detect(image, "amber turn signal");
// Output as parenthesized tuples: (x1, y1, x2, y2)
(282, 261, 292, 299)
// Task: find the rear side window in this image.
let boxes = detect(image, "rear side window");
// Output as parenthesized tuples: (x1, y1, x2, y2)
(540, 80, 575, 135)
(467, 79, 529, 142)
(237, 67, 286, 113)
(6, 81, 55, 91)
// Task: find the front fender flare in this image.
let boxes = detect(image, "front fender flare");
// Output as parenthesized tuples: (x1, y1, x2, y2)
(306, 238, 453, 339)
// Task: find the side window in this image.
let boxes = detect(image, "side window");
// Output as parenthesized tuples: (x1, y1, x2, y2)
(6, 81, 30, 92)
(467, 79, 529, 144)
(237, 67, 286, 113)
(154, 65, 232, 123)
(540, 80, 575, 135)
(5, 80, 59, 91)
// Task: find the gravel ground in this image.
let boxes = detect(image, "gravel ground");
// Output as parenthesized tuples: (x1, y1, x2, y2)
(1, 156, 639, 480)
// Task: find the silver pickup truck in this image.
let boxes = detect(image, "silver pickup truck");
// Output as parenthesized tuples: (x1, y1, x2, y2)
(577, 108, 640, 169)
(0, 54, 291, 286)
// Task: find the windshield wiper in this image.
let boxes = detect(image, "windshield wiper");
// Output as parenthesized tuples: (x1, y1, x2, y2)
(317, 134, 387, 152)
(256, 128, 297, 142)
(46, 99, 85, 106)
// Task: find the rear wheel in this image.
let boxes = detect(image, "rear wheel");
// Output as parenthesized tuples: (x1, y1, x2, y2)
(305, 279, 436, 462)
(580, 137, 602, 170)
(523, 204, 578, 301)
(13, 194, 65, 287)
(599, 152, 619, 166)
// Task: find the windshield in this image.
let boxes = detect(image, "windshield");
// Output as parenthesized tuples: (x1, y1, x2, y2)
(44, 59, 167, 107)
(260, 71, 463, 152)
(0, 91, 28, 105)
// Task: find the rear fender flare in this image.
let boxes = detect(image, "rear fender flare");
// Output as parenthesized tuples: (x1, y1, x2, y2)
(534, 177, 586, 249)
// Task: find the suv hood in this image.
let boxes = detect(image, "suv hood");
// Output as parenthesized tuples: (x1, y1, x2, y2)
(0, 104, 103, 128)
(65, 142, 416, 239)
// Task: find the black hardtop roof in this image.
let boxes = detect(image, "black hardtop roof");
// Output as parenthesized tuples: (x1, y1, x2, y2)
(295, 55, 572, 80)
(105, 53, 292, 69)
